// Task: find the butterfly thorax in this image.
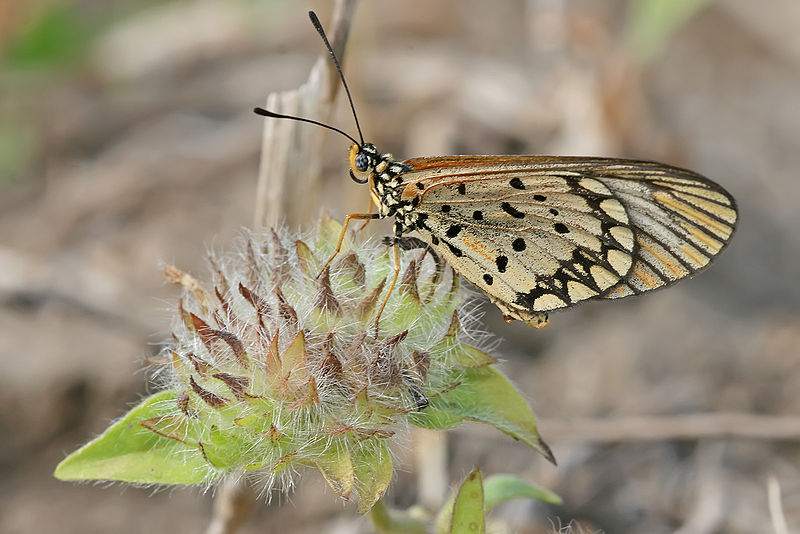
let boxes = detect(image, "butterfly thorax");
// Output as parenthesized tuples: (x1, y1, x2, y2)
(373, 157, 415, 234)
(352, 143, 416, 236)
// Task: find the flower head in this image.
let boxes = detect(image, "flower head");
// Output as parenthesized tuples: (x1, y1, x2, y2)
(55, 216, 552, 512)
(153, 216, 495, 506)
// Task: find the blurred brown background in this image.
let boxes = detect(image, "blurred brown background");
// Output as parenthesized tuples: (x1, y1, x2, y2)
(2, 0, 799, 532)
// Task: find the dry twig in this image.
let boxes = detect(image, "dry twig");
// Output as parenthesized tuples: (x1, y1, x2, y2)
(254, 0, 358, 229)
(205, 477, 254, 534)
(539, 413, 800, 443)
(768, 475, 790, 534)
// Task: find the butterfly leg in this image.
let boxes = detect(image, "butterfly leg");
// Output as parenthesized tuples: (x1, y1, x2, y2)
(372, 240, 401, 336)
(356, 200, 374, 231)
(317, 212, 380, 279)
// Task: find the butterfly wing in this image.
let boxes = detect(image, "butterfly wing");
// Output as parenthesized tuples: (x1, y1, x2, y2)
(397, 156, 737, 326)
(585, 162, 738, 298)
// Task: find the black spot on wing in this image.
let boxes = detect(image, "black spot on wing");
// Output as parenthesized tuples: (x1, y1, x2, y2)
(501, 202, 525, 219)
(483, 273, 493, 285)
(512, 238, 526, 251)
(509, 177, 525, 190)
(446, 242, 463, 257)
(457, 183, 466, 195)
(441, 205, 451, 213)
(446, 225, 462, 238)
(554, 223, 569, 234)
(496, 255, 508, 273)
(472, 210, 483, 220)
(533, 194, 547, 201)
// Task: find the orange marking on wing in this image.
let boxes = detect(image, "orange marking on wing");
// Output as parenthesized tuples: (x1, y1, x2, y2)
(680, 244, 709, 268)
(400, 180, 432, 201)
(402, 155, 658, 171)
(401, 156, 706, 177)
(653, 191, 731, 237)
(638, 239, 686, 278)
(674, 193, 736, 221)
(611, 284, 627, 296)
(632, 265, 660, 289)
(679, 221, 722, 253)
(460, 235, 495, 262)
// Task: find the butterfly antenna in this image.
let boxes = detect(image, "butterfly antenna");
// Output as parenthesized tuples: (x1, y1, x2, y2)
(308, 10, 365, 146)
(253, 107, 360, 146)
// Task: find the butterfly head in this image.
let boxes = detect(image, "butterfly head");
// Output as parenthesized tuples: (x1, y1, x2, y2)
(348, 143, 379, 184)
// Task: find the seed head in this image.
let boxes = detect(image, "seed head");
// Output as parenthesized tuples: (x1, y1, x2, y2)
(148, 216, 497, 509)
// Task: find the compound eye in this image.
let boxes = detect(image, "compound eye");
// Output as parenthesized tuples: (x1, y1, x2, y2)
(354, 151, 370, 172)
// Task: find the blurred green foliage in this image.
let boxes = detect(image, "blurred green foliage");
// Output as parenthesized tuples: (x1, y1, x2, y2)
(0, 2, 132, 182)
(625, 0, 716, 64)
(3, 4, 94, 69)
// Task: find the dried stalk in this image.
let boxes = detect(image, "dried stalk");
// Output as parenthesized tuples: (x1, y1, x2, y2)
(205, 477, 254, 534)
(254, 0, 359, 229)
(767, 475, 790, 534)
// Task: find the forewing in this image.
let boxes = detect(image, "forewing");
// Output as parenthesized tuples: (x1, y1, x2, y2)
(398, 157, 638, 318)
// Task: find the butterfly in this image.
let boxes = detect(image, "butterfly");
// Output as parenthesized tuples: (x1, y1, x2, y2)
(255, 11, 738, 330)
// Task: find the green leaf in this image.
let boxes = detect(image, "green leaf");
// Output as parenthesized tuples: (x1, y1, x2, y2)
(483, 474, 562, 509)
(436, 472, 560, 533)
(411, 366, 555, 464)
(201, 425, 255, 470)
(54, 390, 215, 485)
(408, 402, 462, 430)
(353, 441, 394, 514)
(449, 468, 485, 534)
(369, 499, 429, 534)
(451, 345, 497, 369)
(311, 443, 354, 500)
